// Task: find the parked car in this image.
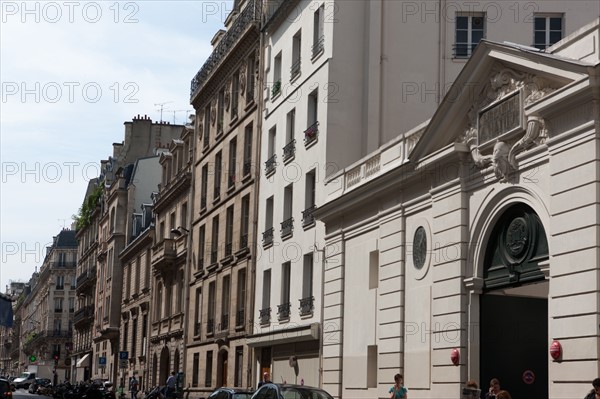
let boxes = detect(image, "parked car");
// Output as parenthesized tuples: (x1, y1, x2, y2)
(250, 383, 333, 399)
(0, 378, 14, 398)
(209, 387, 254, 399)
(28, 377, 51, 394)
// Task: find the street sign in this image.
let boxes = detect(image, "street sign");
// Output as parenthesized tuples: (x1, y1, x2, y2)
(119, 351, 129, 360)
(98, 356, 107, 368)
(119, 359, 128, 369)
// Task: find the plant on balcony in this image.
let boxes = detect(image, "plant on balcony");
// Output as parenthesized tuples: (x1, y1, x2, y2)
(73, 181, 104, 229)
(271, 80, 281, 98)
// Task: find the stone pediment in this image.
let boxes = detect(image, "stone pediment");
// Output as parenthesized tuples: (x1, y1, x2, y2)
(409, 41, 591, 181)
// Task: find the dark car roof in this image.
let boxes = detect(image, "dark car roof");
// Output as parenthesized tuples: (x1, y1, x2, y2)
(212, 387, 254, 394)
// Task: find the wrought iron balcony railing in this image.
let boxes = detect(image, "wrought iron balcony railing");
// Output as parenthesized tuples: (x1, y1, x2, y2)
(283, 139, 296, 162)
(278, 302, 291, 320)
(281, 217, 294, 237)
(190, 0, 260, 99)
(299, 296, 315, 316)
(259, 307, 271, 325)
(262, 227, 274, 246)
(302, 205, 316, 227)
(304, 121, 319, 146)
(290, 58, 301, 79)
(239, 233, 249, 251)
(312, 35, 325, 58)
(265, 154, 277, 175)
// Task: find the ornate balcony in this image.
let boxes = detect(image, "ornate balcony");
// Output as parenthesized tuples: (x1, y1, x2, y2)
(281, 217, 294, 238)
(74, 304, 95, 327)
(262, 227, 274, 247)
(259, 307, 271, 325)
(299, 296, 314, 316)
(304, 121, 319, 146)
(76, 266, 97, 294)
(278, 302, 291, 320)
(190, 0, 260, 99)
(283, 140, 296, 162)
(151, 238, 176, 274)
(302, 205, 316, 227)
(265, 154, 277, 176)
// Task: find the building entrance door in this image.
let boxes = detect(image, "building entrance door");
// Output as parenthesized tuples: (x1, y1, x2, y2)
(480, 290, 548, 399)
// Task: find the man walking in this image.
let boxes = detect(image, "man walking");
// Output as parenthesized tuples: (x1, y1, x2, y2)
(165, 371, 176, 399)
(130, 375, 139, 399)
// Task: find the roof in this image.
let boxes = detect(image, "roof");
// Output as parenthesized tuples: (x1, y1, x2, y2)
(54, 229, 77, 248)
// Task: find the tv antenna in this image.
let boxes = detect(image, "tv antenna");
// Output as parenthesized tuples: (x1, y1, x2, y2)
(170, 110, 192, 125)
(154, 101, 173, 123)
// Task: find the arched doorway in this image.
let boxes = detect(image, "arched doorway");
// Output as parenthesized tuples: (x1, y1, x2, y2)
(159, 346, 170, 387)
(217, 348, 229, 387)
(480, 203, 548, 399)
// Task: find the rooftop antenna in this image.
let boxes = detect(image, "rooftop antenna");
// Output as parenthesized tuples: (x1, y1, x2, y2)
(58, 218, 68, 229)
(154, 101, 173, 123)
(170, 110, 192, 125)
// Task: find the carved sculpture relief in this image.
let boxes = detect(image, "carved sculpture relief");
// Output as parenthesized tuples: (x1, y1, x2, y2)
(461, 67, 553, 183)
(211, 102, 216, 126)
(239, 60, 247, 95)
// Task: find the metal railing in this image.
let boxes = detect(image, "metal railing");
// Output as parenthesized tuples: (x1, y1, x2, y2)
(302, 205, 316, 227)
(283, 139, 296, 161)
(304, 121, 319, 146)
(290, 58, 301, 79)
(265, 154, 277, 175)
(278, 302, 291, 320)
(281, 217, 294, 237)
(299, 296, 314, 316)
(262, 227, 274, 246)
(312, 35, 324, 58)
(259, 307, 271, 325)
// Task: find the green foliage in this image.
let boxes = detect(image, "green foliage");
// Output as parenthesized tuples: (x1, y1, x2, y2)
(73, 181, 104, 230)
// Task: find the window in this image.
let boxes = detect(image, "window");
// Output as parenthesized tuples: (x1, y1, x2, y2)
(246, 52, 255, 102)
(221, 276, 230, 330)
(201, 165, 208, 209)
(302, 253, 313, 299)
(123, 321, 129, 352)
(455, 13, 485, 57)
(194, 288, 202, 336)
(234, 346, 243, 387)
(142, 314, 147, 356)
(265, 126, 277, 175)
(303, 169, 316, 226)
(203, 106, 211, 148)
(135, 257, 141, 294)
(208, 281, 216, 334)
(228, 138, 237, 188)
(312, 4, 325, 58)
(231, 70, 239, 119)
(225, 206, 234, 256)
(155, 283, 163, 320)
(240, 195, 250, 250)
(126, 263, 132, 299)
(69, 297, 75, 313)
(181, 202, 188, 229)
(56, 275, 64, 289)
(305, 89, 319, 145)
(533, 15, 563, 49)
(53, 319, 62, 333)
(264, 196, 274, 246)
(170, 212, 176, 232)
(243, 123, 253, 177)
(192, 353, 199, 387)
(236, 269, 247, 326)
(198, 225, 206, 269)
(211, 216, 219, 264)
(279, 262, 291, 320)
(54, 298, 63, 313)
(282, 184, 293, 237)
(205, 351, 213, 387)
(283, 109, 296, 162)
(367, 345, 377, 388)
(273, 52, 282, 97)
(262, 270, 271, 310)
(214, 151, 222, 200)
(131, 318, 137, 358)
(291, 30, 301, 79)
(218, 88, 225, 133)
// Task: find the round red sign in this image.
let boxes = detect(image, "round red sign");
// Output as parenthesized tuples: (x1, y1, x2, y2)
(522, 370, 535, 385)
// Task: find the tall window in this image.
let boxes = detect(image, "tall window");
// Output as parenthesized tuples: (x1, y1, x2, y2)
(266, 126, 277, 175)
(303, 169, 316, 226)
(236, 269, 247, 326)
(313, 4, 325, 58)
(131, 318, 137, 358)
(240, 195, 250, 249)
(243, 123, 253, 177)
(192, 353, 199, 387)
(273, 51, 282, 97)
(264, 196, 274, 246)
(455, 13, 485, 57)
(228, 138, 237, 188)
(231, 70, 239, 119)
(142, 314, 147, 356)
(225, 206, 234, 256)
(280, 262, 291, 320)
(211, 216, 219, 264)
(201, 165, 208, 209)
(284, 109, 296, 161)
(234, 347, 243, 387)
(214, 151, 222, 200)
(221, 276, 230, 330)
(217, 88, 225, 133)
(69, 297, 75, 313)
(135, 257, 141, 294)
(291, 30, 301, 79)
(262, 270, 271, 310)
(208, 282, 216, 335)
(54, 298, 63, 312)
(246, 52, 255, 102)
(533, 14, 563, 49)
(282, 184, 293, 237)
(205, 351, 213, 387)
(56, 275, 64, 289)
(194, 288, 202, 336)
(302, 253, 313, 299)
(198, 225, 206, 269)
(203, 106, 210, 148)
(181, 202, 188, 229)
(122, 321, 128, 352)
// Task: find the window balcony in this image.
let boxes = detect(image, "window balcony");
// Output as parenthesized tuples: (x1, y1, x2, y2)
(290, 59, 301, 80)
(281, 217, 294, 238)
(259, 307, 271, 325)
(312, 35, 325, 59)
(299, 296, 315, 316)
(265, 154, 277, 176)
(304, 122, 319, 146)
(282, 139, 296, 162)
(278, 302, 291, 321)
(262, 227, 274, 247)
(302, 205, 316, 227)
(271, 80, 281, 98)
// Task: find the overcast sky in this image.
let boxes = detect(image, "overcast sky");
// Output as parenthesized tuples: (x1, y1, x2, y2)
(0, 0, 234, 291)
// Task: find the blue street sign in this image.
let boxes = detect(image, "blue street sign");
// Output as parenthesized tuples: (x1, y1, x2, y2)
(119, 351, 129, 360)
(98, 356, 107, 366)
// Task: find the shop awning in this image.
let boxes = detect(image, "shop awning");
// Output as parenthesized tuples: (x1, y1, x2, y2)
(76, 353, 91, 367)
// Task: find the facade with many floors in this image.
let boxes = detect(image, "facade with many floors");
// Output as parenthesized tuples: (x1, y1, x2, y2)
(187, 0, 262, 396)
(19, 229, 77, 384)
(148, 127, 194, 388)
(0, 282, 25, 377)
(315, 20, 600, 399)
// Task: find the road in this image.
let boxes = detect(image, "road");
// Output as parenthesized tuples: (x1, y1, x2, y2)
(12, 388, 51, 398)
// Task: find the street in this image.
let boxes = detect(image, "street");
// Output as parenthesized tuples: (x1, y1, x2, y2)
(12, 388, 51, 398)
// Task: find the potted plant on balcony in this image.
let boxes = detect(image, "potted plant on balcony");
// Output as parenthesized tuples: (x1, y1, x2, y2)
(271, 80, 281, 98)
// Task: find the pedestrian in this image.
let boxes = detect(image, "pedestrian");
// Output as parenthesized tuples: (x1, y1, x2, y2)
(484, 378, 501, 399)
(165, 372, 176, 399)
(130, 375, 139, 399)
(258, 371, 271, 388)
(584, 378, 600, 399)
(496, 390, 512, 399)
(389, 374, 408, 399)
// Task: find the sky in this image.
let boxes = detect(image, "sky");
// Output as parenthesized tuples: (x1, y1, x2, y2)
(0, 0, 234, 291)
